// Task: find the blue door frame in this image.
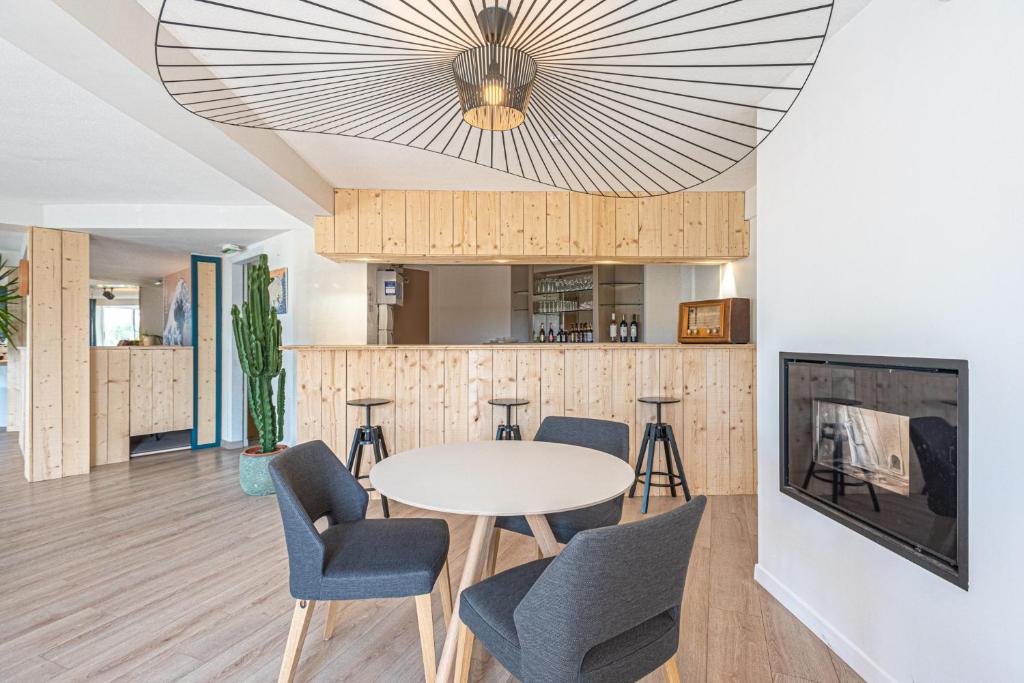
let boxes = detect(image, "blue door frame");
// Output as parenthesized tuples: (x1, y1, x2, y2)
(191, 255, 222, 449)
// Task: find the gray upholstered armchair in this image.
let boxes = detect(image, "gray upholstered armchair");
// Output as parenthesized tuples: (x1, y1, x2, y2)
(269, 441, 452, 683)
(459, 495, 707, 683)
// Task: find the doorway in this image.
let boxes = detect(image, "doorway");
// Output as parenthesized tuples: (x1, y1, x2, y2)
(393, 267, 429, 344)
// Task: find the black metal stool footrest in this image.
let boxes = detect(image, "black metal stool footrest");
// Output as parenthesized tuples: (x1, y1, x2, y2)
(640, 471, 686, 488)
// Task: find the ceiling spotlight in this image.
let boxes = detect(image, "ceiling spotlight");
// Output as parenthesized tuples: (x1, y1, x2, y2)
(221, 243, 244, 254)
(102, 287, 115, 301)
(153, 279, 163, 286)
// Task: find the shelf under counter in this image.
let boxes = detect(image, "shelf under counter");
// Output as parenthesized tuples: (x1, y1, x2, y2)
(287, 342, 756, 497)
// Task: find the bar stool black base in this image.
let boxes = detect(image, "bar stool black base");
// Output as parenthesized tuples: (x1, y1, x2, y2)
(495, 422, 522, 440)
(489, 400, 527, 441)
(629, 421, 691, 515)
(344, 404, 392, 517)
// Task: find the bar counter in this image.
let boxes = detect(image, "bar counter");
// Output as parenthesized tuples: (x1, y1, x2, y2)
(286, 343, 755, 496)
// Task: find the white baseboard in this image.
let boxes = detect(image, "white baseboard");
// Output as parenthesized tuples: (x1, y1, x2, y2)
(754, 564, 896, 683)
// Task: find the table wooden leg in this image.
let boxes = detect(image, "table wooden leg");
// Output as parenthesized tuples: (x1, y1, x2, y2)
(435, 515, 495, 683)
(525, 514, 560, 557)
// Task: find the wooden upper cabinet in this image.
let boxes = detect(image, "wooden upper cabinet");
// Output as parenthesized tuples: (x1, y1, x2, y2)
(320, 189, 748, 262)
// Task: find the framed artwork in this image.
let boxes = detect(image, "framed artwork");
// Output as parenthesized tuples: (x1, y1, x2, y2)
(269, 267, 288, 315)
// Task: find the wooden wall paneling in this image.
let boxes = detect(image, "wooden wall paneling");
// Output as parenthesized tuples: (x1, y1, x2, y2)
(499, 191, 525, 256)
(491, 349, 517, 433)
(60, 230, 89, 476)
(319, 350, 340, 458)
(682, 349, 708, 494)
(638, 196, 662, 257)
(706, 192, 730, 257)
(345, 350, 373, 475)
(405, 190, 431, 256)
(444, 350, 469, 443)
(611, 349, 637, 475)
(334, 189, 359, 253)
(705, 349, 730, 493)
(568, 192, 593, 256)
(194, 260, 218, 446)
(172, 348, 193, 431)
(372, 349, 397, 464)
(515, 349, 541, 440)
(29, 228, 62, 480)
(395, 349, 421, 453)
(90, 350, 108, 467)
(564, 349, 589, 417)
(588, 349, 614, 420)
(660, 349, 686, 494)
(593, 196, 617, 257)
(522, 191, 546, 256)
(683, 192, 707, 258)
(729, 349, 755, 494)
(106, 350, 130, 464)
(382, 190, 407, 254)
(545, 192, 570, 256)
(358, 189, 383, 254)
(419, 350, 446, 447)
(295, 350, 323, 444)
(539, 349, 565, 423)
(727, 192, 748, 257)
(314, 215, 335, 254)
(635, 347, 660, 486)
(129, 349, 153, 438)
(453, 191, 477, 255)
(661, 192, 684, 257)
(467, 349, 493, 442)
(429, 191, 454, 255)
(615, 197, 640, 256)
(476, 191, 500, 255)
(151, 350, 175, 434)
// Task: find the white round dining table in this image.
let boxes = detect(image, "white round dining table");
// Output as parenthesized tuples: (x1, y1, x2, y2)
(370, 440, 635, 683)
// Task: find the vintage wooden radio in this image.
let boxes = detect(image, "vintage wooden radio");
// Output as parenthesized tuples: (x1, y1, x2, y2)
(677, 298, 750, 343)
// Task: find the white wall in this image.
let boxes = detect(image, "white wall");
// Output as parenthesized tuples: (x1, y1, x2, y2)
(755, 2, 1024, 681)
(221, 227, 370, 445)
(425, 265, 512, 344)
(138, 283, 163, 336)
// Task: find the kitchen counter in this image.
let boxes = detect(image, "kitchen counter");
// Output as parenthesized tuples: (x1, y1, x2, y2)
(288, 343, 756, 496)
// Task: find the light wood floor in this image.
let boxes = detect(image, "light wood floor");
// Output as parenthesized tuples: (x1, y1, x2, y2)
(0, 434, 863, 682)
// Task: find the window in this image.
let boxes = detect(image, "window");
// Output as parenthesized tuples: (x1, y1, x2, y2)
(95, 305, 140, 346)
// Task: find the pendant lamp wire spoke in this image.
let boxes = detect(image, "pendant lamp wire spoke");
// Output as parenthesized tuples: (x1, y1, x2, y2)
(156, 0, 833, 195)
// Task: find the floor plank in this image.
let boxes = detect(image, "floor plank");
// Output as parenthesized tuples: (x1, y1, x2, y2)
(0, 432, 858, 682)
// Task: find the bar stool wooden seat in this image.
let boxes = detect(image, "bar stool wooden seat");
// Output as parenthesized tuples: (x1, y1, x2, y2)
(488, 398, 529, 440)
(630, 396, 691, 514)
(345, 398, 393, 517)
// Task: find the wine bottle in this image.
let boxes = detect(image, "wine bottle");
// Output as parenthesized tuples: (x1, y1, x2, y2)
(619, 315, 628, 343)
(609, 313, 617, 343)
(548, 323, 555, 343)
(629, 315, 639, 343)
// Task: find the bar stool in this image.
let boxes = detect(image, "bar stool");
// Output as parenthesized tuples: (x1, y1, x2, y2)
(345, 398, 393, 518)
(488, 398, 529, 440)
(630, 396, 691, 514)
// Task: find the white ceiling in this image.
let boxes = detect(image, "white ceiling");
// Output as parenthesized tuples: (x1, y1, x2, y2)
(0, 38, 264, 206)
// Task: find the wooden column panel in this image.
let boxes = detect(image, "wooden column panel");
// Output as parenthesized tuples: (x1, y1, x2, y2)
(467, 349, 493, 442)
(500, 191, 525, 256)
(728, 192, 748, 257)
(194, 260, 219, 446)
(172, 348, 194, 431)
(151, 349, 174, 434)
(522, 192, 546, 256)
(334, 189, 359, 253)
(314, 215, 334, 254)
(593, 195, 617, 257)
(706, 192, 729, 257)
(638, 196, 662, 257)
(615, 198, 640, 256)
(545, 192, 570, 257)
(453, 191, 477, 255)
(106, 350, 131, 464)
(568, 192, 593, 256)
(683, 192, 707, 257)
(129, 349, 153, 437)
(405, 190, 430, 256)
(382, 189, 407, 255)
(61, 230, 89, 477)
(29, 228, 63, 480)
(429, 191, 454, 255)
(476, 192, 500, 255)
(90, 350, 108, 467)
(358, 189, 383, 254)
(661, 192, 684, 257)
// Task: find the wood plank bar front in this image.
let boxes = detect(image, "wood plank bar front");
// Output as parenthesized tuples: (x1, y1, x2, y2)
(289, 344, 756, 496)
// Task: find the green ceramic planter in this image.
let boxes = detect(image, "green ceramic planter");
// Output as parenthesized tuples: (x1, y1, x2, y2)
(239, 446, 285, 496)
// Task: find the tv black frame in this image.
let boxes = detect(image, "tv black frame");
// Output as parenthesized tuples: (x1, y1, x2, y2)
(779, 352, 969, 590)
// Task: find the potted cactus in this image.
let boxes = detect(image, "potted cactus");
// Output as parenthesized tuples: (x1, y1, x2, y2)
(231, 254, 286, 495)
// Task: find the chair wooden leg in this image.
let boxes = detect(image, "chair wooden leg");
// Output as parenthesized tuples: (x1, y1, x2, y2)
(438, 560, 453, 624)
(323, 600, 342, 641)
(454, 622, 475, 683)
(414, 594, 436, 683)
(662, 656, 681, 683)
(278, 599, 316, 683)
(483, 529, 500, 578)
